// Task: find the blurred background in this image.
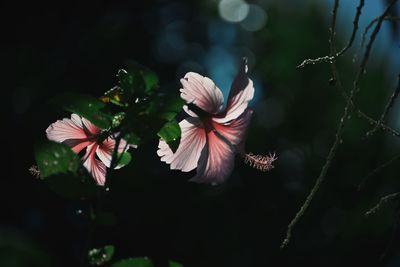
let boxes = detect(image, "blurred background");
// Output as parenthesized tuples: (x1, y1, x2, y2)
(7, 0, 400, 266)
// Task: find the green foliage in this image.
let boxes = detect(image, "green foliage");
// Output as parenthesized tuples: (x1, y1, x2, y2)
(111, 257, 153, 267)
(123, 132, 141, 146)
(116, 152, 132, 168)
(125, 61, 159, 95)
(159, 97, 185, 121)
(51, 93, 112, 129)
(117, 61, 158, 102)
(34, 141, 79, 178)
(88, 245, 115, 266)
(45, 173, 98, 199)
(158, 120, 181, 152)
(168, 261, 183, 267)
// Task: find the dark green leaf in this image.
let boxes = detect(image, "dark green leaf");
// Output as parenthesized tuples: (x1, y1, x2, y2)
(123, 133, 141, 146)
(125, 61, 159, 94)
(34, 141, 79, 178)
(159, 97, 184, 121)
(111, 257, 153, 267)
(88, 245, 115, 266)
(100, 86, 128, 107)
(157, 121, 181, 152)
(118, 69, 145, 99)
(51, 93, 112, 129)
(45, 173, 98, 200)
(116, 152, 132, 168)
(169, 261, 183, 267)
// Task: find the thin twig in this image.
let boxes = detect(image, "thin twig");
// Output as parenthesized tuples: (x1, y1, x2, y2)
(356, 109, 400, 137)
(354, 16, 400, 63)
(297, 0, 364, 68)
(358, 153, 400, 191)
(365, 192, 400, 216)
(280, 0, 399, 249)
(280, 0, 341, 249)
(366, 73, 400, 136)
(335, 0, 365, 57)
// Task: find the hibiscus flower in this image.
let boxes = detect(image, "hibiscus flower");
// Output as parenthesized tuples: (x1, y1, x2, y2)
(158, 59, 276, 185)
(46, 114, 129, 185)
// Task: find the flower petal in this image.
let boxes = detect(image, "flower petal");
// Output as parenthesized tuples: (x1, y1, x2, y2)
(82, 143, 107, 186)
(190, 130, 235, 185)
(157, 117, 207, 172)
(46, 114, 88, 143)
(81, 116, 101, 135)
(214, 59, 254, 124)
(212, 109, 253, 151)
(96, 136, 130, 169)
(180, 72, 224, 115)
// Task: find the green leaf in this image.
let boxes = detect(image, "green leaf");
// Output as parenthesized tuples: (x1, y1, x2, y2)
(88, 245, 115, 266)
(125, 61, 159, 94)
(123, 132, 141, 146)
(118, 69, 145, 99)
(51, 93, 112, 129)
(100, 86, 128, 107)
(159, 97, 184, 121)
(34, 141, 79, 178)
(116, 152, 132, 168)
(158, 121, 181, 142)
(45, 173, 98, 199)
(169, 261, 183, 267)
(157, 120, 181, 152)
(111, 257, 154, 267)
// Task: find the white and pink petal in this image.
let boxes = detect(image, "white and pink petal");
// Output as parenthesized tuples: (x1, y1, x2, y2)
(213, 59, 254, 124)
(180, 72, 224, 115)
(46, 114, 88, 143)
(82, 143, 107, 186)
(157, 117, 207, 172)
(190, 130, 235, 185)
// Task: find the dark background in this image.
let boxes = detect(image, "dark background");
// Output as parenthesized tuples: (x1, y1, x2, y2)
(6, 0, 400, 266)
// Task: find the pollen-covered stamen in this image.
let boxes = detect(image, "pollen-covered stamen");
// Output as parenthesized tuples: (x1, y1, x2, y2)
(29, 165, 41, 178)
(243, 152, 277, 172)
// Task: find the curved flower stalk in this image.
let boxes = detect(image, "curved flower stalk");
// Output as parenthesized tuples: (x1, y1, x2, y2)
(158, 59, 276, 185)
(46, 114, 131, 185)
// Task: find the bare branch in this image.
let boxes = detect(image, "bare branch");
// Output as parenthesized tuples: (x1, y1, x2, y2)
(281, 0, 399, 249)
(354, 16, 400, 63)
(366, 73, 400, 137)
(358, 153, 400, 191)
(280, 0, 341, 249)
(297, 0, 364, 68)
(365, 192, 400, 216)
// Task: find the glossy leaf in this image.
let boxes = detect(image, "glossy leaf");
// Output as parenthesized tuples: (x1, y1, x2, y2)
(169, 261, 183, 267)
(116, 152, 132, 168)
(100, 86, 128, 107)
(157, 120, 181, 152)
(88, 245, 115, 266)
(159, 97, 184, 121)
(111, 257, 153, 267)
(45, 173, 98, 199)
(34, 141, 79, 178)
(51, 93, 112, 129)
(118, 69, 145, 99)
(123, 132, 141, 146)
(125, 61, 159, 94)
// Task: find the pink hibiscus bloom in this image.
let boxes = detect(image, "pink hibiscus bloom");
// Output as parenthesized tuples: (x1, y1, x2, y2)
(158, 59, 276, 185)
(46, 114, 129, 185)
